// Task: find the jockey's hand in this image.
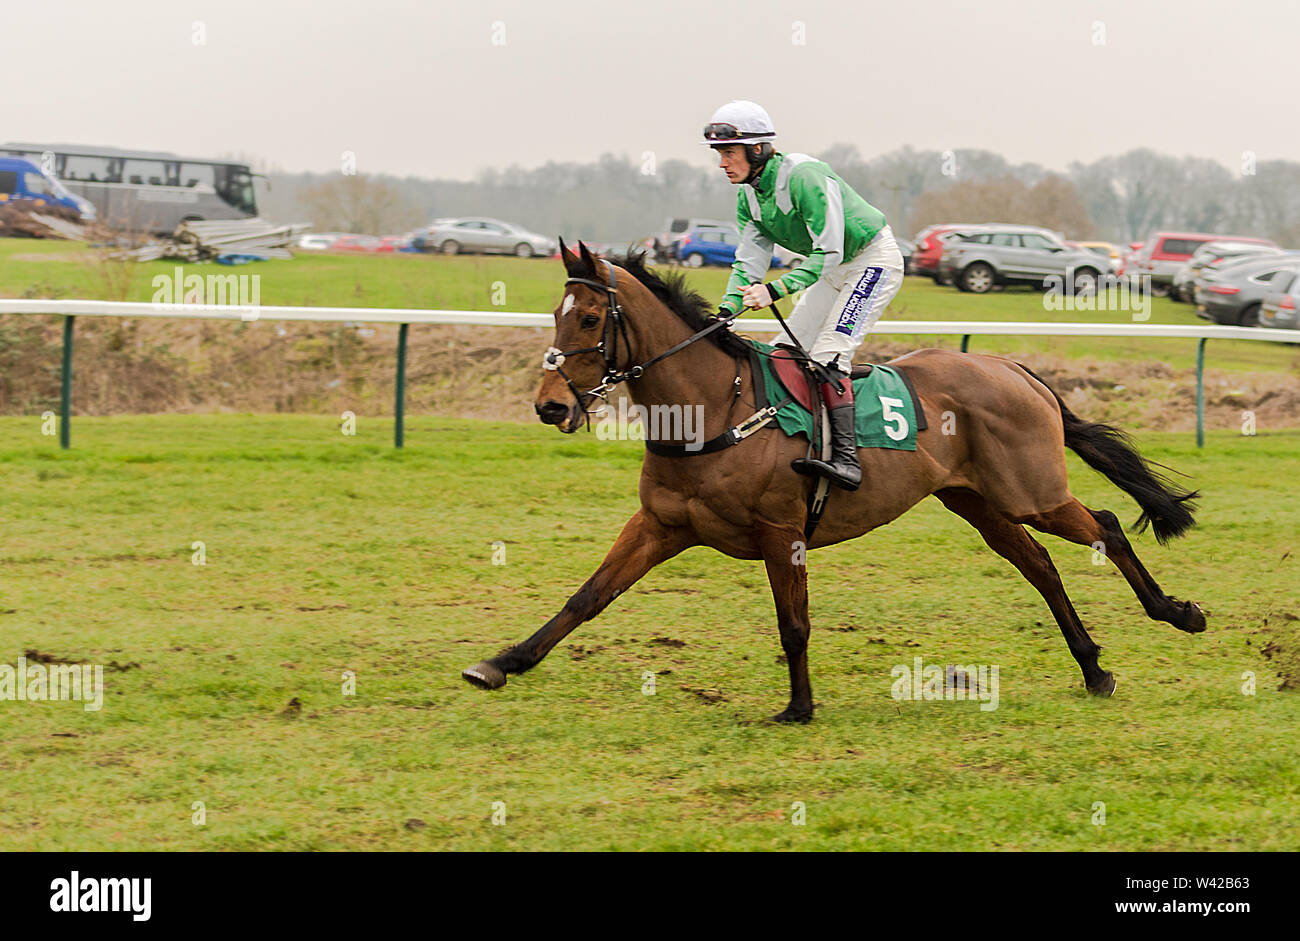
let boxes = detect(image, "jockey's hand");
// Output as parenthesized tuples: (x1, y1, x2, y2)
(741, 283, 777, 309)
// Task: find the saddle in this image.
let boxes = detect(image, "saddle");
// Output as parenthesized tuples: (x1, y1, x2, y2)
(768, 345, 872, 414)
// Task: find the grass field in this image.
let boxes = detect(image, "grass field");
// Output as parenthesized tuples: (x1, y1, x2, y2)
(5, 237, 1300, 378)
(1, 415, 1297, 850)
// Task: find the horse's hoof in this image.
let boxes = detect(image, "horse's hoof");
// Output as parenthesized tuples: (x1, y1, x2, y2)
(1087, 672, 1116, 698)
(1178, 602, 1207, 634)
(769, 707, 814, 724)
(462, 661, 506, 690)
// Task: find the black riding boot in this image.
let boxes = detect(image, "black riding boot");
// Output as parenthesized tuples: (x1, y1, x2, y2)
(791, 370, 862, 491)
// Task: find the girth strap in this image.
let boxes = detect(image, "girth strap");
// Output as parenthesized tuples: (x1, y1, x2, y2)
(644, 397, 791, 457)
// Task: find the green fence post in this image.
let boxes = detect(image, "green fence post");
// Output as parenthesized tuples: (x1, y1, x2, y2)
(60, 315, 75, 450)
(1195, 337, 1207, 448)
(395, 323, 409, 449)
(960, 334, 971, 353)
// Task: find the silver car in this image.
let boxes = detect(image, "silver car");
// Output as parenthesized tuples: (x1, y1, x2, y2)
(1259, 269, 1300, 329)
(1170, 241, 1284, 302)
(417, 217, 556, 257)
(939, 225, 1110, 294)
(1194, 254, 1300, 326)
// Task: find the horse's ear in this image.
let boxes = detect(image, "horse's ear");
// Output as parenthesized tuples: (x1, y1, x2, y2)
(578, 241, 601, 278)
(560, 237, 583, 277)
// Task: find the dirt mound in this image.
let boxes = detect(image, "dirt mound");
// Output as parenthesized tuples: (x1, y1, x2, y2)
(998, 352, 1300, 433)
(0, 203, 79, 239)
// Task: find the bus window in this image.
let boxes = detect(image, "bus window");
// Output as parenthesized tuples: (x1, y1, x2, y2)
(181, 162, 216, 189)
(123, 159, 167, 186)
(0, 170, 17, 194)
(63, 154, 114, 183)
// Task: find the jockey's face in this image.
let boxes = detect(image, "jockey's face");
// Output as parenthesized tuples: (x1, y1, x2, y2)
(715, 144, 750, 184)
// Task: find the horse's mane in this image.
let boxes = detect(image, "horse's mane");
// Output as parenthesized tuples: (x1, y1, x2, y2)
(604, 249, 752, 358)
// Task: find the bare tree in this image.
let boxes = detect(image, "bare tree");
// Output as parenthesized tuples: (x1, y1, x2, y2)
(1067, 149, 1179, 243)
(909, 174, 1093, 239)
(1234, 160, 1300, 245)
(1025, 174, 1095, 238)
(299, 174, 423, 235)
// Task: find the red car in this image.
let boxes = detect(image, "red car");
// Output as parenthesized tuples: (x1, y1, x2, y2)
(911, 224, 985, 282)
(330, 234, 383, 253)
(1128, 231, 1277, 292)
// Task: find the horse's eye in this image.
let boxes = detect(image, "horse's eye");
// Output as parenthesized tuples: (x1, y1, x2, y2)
(580, 315, 600, 330)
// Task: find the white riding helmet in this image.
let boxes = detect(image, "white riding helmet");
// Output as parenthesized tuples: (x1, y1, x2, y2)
(701, 100, 777, 145)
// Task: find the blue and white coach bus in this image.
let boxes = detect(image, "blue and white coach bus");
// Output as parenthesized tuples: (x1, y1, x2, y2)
(0, 143, 260, 233)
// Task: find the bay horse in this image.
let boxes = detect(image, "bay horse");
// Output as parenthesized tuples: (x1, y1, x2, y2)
(462, 241, 1205, 722)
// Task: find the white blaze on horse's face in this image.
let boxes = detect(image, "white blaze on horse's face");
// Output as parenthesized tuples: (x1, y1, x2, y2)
(561, 294, 576, 317)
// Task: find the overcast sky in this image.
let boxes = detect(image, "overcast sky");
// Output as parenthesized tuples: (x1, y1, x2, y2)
(8, 0, 1295, 180)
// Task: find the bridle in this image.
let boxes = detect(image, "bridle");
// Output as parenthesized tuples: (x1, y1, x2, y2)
(543, 259, 740, 426)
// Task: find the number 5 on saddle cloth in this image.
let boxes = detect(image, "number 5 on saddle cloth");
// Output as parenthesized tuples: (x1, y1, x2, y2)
(751, 339, 926, 451)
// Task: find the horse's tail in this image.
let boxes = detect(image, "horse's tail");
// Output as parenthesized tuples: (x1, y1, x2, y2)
(1017, 363, 1199, 544)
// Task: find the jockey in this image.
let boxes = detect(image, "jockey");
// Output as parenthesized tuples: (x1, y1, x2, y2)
(704, 99, 905, 491)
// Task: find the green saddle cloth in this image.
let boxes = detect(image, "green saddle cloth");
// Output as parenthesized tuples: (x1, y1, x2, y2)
(748, 340, 919, 451)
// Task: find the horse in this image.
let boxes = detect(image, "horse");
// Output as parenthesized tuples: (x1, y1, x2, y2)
(461, 240, 1206, 722)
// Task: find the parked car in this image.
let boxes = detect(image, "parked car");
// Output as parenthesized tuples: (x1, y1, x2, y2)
(929, 224, 1034, 284)
(378, 235, 415, 253)
(1259, 269, 1300, 329)
(1170, 241, 1285, 301)
(1066, 241, 1120, 274)
(297, 233, 341, 250)
(911, 223, 988, 281)
(660, 216, 732, 251)
(1130, 231, 1277, 294)
(330, 234, 384, 252)
(0, 156, 95, 221)
(676, 226, 781, 268)
(1076, 241, 1122, 270)
(939, 225, 1107, 294)
(1193, 255, 1300, 326)
(414, 217, 556, 257)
